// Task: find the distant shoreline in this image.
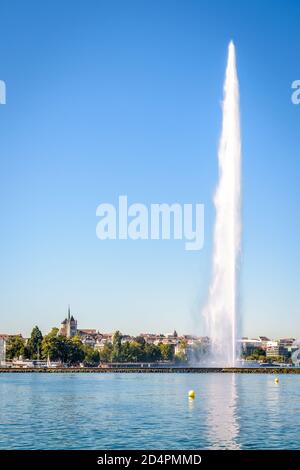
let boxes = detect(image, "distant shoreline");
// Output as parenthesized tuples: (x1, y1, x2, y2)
(0, 367, 300, 374)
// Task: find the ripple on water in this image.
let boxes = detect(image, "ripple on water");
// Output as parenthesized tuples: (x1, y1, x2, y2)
(0, 373, 299, 449)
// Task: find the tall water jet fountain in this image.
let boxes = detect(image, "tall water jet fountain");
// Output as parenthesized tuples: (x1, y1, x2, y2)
(203, 41, 241, 366)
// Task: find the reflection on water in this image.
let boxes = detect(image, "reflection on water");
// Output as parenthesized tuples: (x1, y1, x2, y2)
(0, 373, 300, 449)
(205, 374, 240, 449)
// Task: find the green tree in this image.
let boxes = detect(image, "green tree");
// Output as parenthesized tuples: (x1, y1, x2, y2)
(45, 327, 59, 338)
(66, 336, 85, 365)
(119, 341, 131, 362)
(144, 343, 161, 362)
(28, 326, 43, 359)
(111, 331, 122, 362)
(83, 346, 100, 366)
(41, 331, 85, 365)
(124, 341, 144, 362)
(6, 336, 25, 360)
(100, 342, 113, 363)
(175, 338, 188, 363)
(159, 343, 174, 361)
(41, 329, 65, 362)
(252, 348, 266, 357)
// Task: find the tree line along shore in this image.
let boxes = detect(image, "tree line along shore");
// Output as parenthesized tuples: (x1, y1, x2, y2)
(4, 326, 296, 368)
(5, 327, 189, 366)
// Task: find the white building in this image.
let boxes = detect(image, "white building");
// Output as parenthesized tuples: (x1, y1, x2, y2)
(81, 335, 96, 347)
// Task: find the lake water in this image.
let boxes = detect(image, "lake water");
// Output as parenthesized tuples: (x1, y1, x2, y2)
(0, 372, 299, 450)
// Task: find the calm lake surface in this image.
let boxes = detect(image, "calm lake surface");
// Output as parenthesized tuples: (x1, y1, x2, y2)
(0, 373, 299, 450)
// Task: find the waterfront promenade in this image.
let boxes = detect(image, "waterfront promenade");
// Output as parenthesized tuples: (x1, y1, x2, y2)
(0, 367, 299, 374)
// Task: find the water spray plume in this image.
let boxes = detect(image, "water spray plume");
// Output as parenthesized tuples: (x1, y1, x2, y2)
(203, 41, 241, 366)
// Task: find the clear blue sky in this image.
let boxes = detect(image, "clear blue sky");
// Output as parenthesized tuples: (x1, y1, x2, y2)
(0, 0, 299, 338)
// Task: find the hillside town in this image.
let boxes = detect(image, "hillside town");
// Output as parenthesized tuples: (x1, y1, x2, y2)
(0, 307, 299, 368)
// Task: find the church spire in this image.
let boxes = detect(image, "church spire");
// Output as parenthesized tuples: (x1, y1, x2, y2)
(68, 304, 71, 321)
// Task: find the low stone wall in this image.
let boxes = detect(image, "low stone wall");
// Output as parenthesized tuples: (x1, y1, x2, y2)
(0, 367, 299, 374)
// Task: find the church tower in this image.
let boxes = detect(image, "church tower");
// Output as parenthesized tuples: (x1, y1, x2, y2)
(59, 306, 77, 337)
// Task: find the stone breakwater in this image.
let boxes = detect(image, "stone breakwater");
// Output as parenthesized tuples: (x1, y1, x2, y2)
(0, 367, 299, 374)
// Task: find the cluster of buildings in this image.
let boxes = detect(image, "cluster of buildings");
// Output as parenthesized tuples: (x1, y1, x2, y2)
(0, 307, 208, 366)
(58, 310, 299, 362)
(1, 308, 300, 366)
(58, 308, 207, 356)
(238, 336, 298, 359)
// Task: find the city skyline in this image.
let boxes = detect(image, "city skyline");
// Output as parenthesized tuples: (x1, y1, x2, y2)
(0, 1, 299, 338)
(1, 305, 298, 342)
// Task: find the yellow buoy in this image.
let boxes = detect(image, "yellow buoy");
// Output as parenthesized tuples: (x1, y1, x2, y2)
(188, 390, 196, 399)
(274, 377, 279, 384)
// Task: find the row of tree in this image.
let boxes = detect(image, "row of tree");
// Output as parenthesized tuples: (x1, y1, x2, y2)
(6, 328, 189, 366)
(100, 331, 179, 363)
(6, 326, 99, 366)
